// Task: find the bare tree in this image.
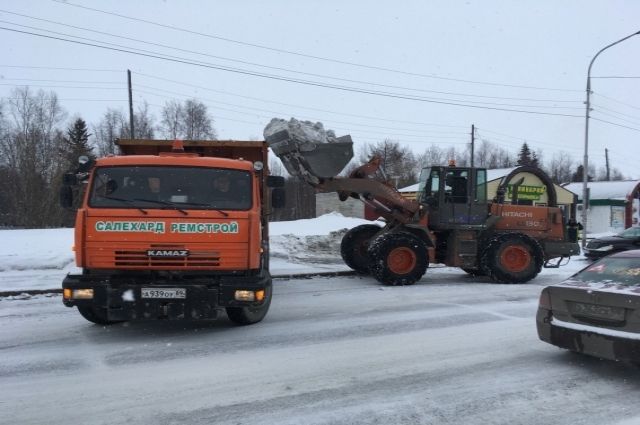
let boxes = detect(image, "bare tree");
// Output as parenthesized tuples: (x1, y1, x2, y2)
(183, 99, 217, 140)
(359, 139, 418, 187)
(1, 87, 67, 227)
(547, 151, 575, 184)
(159, 98, 218, 140)
(93, 108, 127, 156)
(133, 101, 155, 139)
(160, 100, 183, 139)
(417, 144, 446, 167)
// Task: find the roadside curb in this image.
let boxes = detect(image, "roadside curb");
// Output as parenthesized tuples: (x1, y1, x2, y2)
(0, 270, 357, 298)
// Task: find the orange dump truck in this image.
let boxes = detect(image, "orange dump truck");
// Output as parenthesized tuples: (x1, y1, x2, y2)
(60, 139, 284, 325)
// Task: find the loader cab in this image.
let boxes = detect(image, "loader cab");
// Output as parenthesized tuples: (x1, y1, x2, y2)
(418, 166, 488, 228)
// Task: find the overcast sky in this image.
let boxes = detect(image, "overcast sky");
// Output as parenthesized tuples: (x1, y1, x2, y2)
(1, 0, 639, 178)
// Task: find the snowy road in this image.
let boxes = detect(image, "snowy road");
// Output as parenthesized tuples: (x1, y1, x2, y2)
(2, 268, 640, 425)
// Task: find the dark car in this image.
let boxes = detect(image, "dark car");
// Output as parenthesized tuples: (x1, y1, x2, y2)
(583, 226, 640, 260)
(536, 250, 640, 364)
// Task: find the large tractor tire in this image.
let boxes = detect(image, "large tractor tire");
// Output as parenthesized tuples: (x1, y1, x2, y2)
(481, 233, 543, 284)
(226, 285, 272, 326)
(77, 305, 123, 325)
(367, 232, 428, 286)
(340, 224, 382, 274)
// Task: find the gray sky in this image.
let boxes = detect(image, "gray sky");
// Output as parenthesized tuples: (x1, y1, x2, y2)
(1, 0, 639, 178)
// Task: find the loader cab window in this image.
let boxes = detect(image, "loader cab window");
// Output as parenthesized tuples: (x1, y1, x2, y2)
(418, 168, 440, 206)
(444, 170, 468, 204)
(475, 169, 487, 203)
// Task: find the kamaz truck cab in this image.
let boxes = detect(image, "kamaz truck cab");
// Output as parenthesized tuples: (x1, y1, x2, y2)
(60, 139, 284, 325)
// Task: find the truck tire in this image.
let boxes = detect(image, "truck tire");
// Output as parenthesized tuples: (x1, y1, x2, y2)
(340, 224, 382, 274)
(368, 232, 428, 286)
(226, 285, 272, 325)
(77, 305, 123, 325)
(481, 233, 543, 284)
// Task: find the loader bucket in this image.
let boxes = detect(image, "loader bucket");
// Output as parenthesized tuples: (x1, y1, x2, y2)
(264, 119, 354, 182)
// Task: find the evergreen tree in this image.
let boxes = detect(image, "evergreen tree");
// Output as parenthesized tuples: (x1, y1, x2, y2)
(531, 150, 540, 168)
(61, 118, 94, 167)
(516, 142, 532, 166)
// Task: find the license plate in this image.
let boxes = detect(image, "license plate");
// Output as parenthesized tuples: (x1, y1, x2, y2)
(141, 288, 187, 299)
(570, 302, 625, 321)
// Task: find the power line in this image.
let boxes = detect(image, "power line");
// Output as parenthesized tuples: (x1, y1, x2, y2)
(52, 0, 582, 93)
(0, 64, 121, 72)
(0, 83, 124, 90)
(0, 10, 583, 104)
(591, 108, 640, 127)
(591, 117, 640, 133)
(134, 72, 469, 129)
(0, 26, 585, 119)
(136, 86, 469, 139)
(0, 78, 122, 84)
(592, 92, 640, 111)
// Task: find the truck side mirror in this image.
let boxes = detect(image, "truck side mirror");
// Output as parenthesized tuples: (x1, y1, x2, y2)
(63, 172, 78, 186)
(60, 186, 73, 209)
(267, 175, 285, 188)
(271, 187, 285, 208)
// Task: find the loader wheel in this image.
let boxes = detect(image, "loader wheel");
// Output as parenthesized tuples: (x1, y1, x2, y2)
(368, 232, 428, 286)
(481, 233, 543, 284)
(226, 285, 272, 326)
(77, 305, 123, 325)
(340, 224, 382, 274)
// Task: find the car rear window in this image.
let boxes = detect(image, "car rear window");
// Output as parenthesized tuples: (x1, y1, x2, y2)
(574, 257, 640, 286)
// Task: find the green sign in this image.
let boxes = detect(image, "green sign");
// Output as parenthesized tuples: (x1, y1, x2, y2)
(506, 184, 546, 201)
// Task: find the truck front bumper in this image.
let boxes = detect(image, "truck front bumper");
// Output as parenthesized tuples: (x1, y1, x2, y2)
(62, 272, 271, 321)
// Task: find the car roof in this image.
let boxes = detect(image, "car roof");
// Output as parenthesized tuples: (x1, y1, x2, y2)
(608, 249, 640, 258)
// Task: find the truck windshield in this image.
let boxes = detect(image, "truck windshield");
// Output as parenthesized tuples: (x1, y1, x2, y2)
(89, 166, 252, 211)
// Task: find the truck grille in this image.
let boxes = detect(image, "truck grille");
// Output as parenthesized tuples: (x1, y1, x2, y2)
(114, 245, 220, 267)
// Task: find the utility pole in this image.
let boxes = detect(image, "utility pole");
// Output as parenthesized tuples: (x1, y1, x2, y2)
(127, 69, 135, 139)
(470, 124, 475, 168)
(581, 30, 640, 249)
(605, 148, 610, 181)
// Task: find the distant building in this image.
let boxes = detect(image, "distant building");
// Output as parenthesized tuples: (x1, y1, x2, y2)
(563, 180, 640, 233)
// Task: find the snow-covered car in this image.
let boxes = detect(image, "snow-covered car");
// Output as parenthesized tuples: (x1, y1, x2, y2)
(583, 227, 640, 260)
(536, 250, 640, 364)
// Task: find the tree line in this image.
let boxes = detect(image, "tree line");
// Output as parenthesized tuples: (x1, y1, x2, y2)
(0, 86, 627, 228)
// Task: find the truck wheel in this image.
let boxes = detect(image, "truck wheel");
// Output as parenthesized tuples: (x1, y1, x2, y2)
(226, 286, 272, 325)
(77, 305, 123, 325)
(481, 233, 543, 283)
(340, 224, 382, 274)
(368, 232, 428, 286)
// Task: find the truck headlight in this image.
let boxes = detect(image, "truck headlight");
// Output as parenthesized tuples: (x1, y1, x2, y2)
(234, 290, 255, 301)
(234, 290, 265, 302)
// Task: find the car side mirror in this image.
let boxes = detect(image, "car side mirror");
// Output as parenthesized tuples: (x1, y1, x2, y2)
(60, 186, 73, 209)
(271, 187, 285, 208)
(267, 175, 285, 188)
(63, 172, 78, 186)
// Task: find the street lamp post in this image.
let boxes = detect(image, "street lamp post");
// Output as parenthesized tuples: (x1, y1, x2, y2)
(581, 30, 640, 249)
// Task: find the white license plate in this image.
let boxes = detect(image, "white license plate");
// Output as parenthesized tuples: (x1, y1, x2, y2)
(141, 288, 187, 299)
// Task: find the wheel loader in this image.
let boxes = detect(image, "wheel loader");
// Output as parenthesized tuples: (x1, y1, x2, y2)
(264, 118, 580, 285)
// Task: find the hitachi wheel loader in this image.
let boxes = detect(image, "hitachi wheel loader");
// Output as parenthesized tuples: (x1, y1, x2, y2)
(264, 118, 580, 286)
